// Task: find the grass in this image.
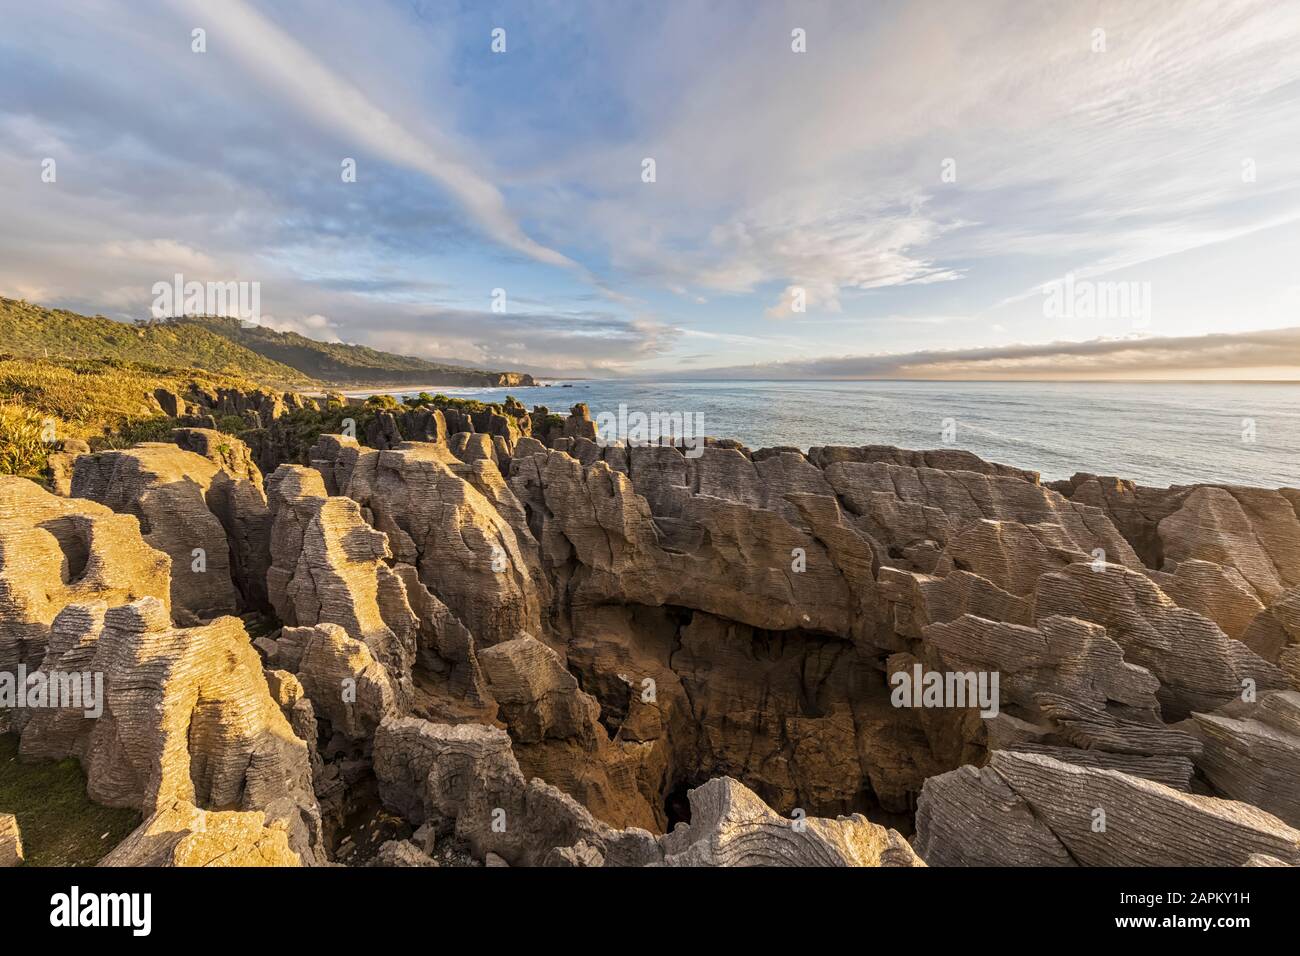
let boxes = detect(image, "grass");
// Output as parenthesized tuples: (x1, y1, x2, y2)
(0, 733, 140, 866)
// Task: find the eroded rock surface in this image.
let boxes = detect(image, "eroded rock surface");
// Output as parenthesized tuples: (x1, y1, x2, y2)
(9, 398, 1300, 867)
(0, 477, 170, 691)
(915, 750, 1300, 866)
(20, 597, 325, 864)
(0, 813, 21, 867)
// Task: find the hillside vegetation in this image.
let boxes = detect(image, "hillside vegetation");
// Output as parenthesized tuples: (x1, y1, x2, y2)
(0, 355, 260, 479)
(174, 314, 534, 387)
(0, 297, 315, 387)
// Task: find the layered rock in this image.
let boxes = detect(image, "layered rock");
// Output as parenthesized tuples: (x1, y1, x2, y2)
(478, 635, 658, 830)
(70, 444, 243, 619)
(373, 716, 921, 867)
(333, 440, 544, 648)
(510, 445, 874, 637)
(0, 813, 21, 867)
(654, 776, 922, 867)
(9, 398, 1300, 869)
(906, 613, 1199, 787)
(1241, 586, 1300, 665)
(265, 465, 416, 706)
(284, 623, 398, 741)
(101, 800, 302, 867)
(1158, 485, 1300, 603)
(1188, 690, 1300, 828)
(19, 597, 325, 864)
(914, 750, 1300, 866)
(0, 477, 170, 688)
(1053, 475, 1300, 603)
(1032, 562, 1287, 719)
(171, 428, 272, 611)
(1158, 559, 1263, 643)
(822, 458, 1142, 593)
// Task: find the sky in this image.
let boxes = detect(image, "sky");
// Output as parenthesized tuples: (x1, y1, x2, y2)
(1, 0, 1298, 380)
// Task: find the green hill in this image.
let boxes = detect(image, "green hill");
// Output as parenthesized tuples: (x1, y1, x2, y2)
(0, 297, 315, 387)
(173, 315, 535, 388)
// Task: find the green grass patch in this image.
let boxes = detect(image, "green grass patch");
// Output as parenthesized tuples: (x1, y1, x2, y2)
(0, 733, 140, 866)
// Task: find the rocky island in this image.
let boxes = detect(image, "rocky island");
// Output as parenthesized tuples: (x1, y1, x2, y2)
(1, 385, 1298, 869)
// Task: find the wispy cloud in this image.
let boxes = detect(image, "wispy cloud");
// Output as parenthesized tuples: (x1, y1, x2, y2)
(167, 0, 573, 270)
(0, 0, 1297, 376)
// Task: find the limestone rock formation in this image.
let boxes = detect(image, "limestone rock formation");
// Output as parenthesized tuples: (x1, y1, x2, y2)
(655, 777, 922, 867)
(368, 840, 438, 867)
(1188, 690, 1300, 828)
(101, 800, 302, 867)
(478, 635, 659, 830)
(373, 716, 921, 867)
(0, 813, 21, 866)
(1159, 559, 1264, 643)
(8, 399, 1300, 869)
(914, 750, 1300, 866)
(288, 623, 398, 740)
(0, 477, 170, 692)
(171, 428, 272, 611)
(1033, 562, 1287, 719)
(19, 597, 325, 864)
(266, 465, 416, 705)
(1241, 586, 1300, 665)
(1158, 485, 1300, 603)
(374, 717, 621, 866)
(71, 444, 242, 619)
(479, 637, 598, 744)
(912, 613, 1199, 787)
(334, 441, 544, 648)
(43, 438, 90, 496)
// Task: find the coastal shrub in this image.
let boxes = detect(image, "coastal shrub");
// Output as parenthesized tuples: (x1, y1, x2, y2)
(215, 413, 250, 435)
(0, 402, 50, 478)
(265, 403, 381, 463)
(430, 394, 492, 415)
(94, 414, 176, 450)
(365, 394, 400, 410)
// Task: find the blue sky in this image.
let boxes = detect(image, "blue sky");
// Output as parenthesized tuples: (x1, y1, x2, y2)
(2, 0, 1299, 378)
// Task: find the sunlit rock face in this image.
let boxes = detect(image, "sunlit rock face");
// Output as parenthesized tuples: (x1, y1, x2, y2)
(10, 399, 1300, 867)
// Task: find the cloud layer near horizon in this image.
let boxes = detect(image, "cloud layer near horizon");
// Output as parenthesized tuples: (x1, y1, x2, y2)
(671, 326, 1300, 381)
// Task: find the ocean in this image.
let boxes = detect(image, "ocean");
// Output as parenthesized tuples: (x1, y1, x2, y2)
(387, 380, 1300, 489)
